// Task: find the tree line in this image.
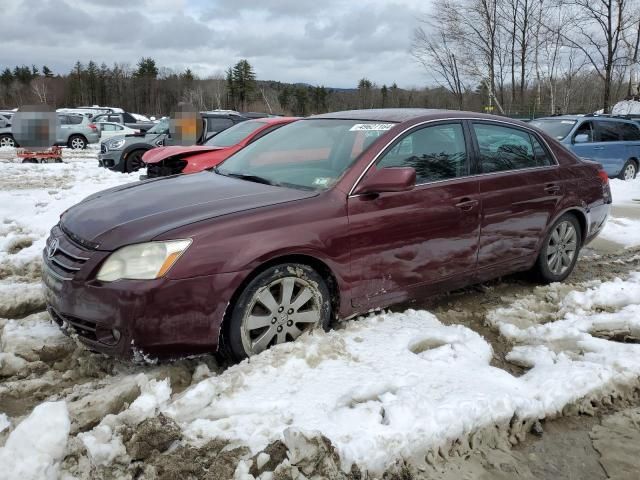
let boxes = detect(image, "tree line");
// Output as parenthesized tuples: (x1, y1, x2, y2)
(412, 0, 640, 115)
(0, 47, 635, 119)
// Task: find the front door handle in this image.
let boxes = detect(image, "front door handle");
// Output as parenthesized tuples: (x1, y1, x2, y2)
(545, 183, 561, 194)
(593, 146, 605, 150)
(455, 198, 479, 211)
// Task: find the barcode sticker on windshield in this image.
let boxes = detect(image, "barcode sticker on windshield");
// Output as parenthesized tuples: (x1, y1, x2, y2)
(349, 123, 395, 131)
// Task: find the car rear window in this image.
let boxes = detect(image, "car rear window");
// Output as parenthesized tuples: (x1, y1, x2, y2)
(67, 115, 84, 125)
(205, 121, 266, 147)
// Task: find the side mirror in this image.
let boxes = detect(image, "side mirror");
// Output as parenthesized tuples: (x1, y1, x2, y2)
(352, 167, 416, 195)
(574, 133, 589, 144)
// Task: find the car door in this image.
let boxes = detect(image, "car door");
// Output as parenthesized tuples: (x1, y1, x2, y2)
(471, 121, 562, 271)
(347, 121, 481, 309)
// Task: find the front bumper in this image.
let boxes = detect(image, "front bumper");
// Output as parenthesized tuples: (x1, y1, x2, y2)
(42, 227, 249, 359)
(98, 150, 124, 171)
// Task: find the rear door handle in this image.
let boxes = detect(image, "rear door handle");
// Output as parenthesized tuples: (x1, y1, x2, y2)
(455, 198, 479, 211)
(593, 146, 605, 150)
(545, 183, 561, 194)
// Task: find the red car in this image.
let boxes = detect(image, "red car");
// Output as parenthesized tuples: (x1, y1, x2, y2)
(142, 117, 299, 177)
(42, 109, 611, 361)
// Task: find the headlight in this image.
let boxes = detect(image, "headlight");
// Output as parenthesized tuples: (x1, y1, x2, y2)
(96, 239, 191, 282)
(106, 138, 125, 150)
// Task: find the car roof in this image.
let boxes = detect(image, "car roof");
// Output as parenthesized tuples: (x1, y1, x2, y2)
(308, 108, 531, 125)
(535, 114, 637, 123)
(252, 116, 299, 125)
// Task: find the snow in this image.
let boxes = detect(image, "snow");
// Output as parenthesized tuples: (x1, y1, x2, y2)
(0, 401, 70, 480)
(0, 413, 9, 433)
(611, 99, 640, 115)
(609, 177, 640, 206)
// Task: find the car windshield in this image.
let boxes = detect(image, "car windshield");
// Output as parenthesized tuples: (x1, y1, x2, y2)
(204, 121, 266, 147)
(529, 119, 577, 140)
(215, 119, 395, 190)
(147, 118, 169, 134)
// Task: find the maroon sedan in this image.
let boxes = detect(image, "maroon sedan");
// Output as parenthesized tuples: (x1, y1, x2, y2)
(42, 109, 611, 360)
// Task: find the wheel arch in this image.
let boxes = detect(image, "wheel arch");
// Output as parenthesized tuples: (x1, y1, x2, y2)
(552, 207, 588, 246)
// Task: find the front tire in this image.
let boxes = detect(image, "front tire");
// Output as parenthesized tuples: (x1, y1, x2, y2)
(124, 150, 146, 173)
(68, 135, 87, 150)
(225, 263, 331, 361)
(619, 160, 638, 181)
(533, 213, 582, 283)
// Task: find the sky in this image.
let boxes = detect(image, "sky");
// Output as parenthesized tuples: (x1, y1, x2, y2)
(0, 0, 432, 89)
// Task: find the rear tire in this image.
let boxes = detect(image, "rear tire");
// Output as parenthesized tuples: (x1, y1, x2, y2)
(124, 150, 146, 173)
(533, 213, 582, 283)
(68, 135, 87, 150)
(619, 160, 638, 180)
(225, 263, 331, 361)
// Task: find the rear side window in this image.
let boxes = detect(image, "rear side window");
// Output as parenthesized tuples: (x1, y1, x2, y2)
(65, 115, 83, 125)
(594, 121, 624, 142)
(473, 123, 551, 173)
(377, 123, 468, 183)
(617, 122, 640, 141)
(206, 118, 234, 132)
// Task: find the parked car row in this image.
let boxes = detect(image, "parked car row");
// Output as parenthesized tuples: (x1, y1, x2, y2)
(43, 109, 611, 362)
(98, 111, 249, 172)
(0, 112, 100, 149)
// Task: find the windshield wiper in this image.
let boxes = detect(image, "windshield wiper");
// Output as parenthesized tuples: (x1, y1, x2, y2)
(213, 167, 277, 186)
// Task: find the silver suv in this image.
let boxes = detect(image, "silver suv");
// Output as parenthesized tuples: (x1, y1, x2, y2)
(0, 113, 100, 149)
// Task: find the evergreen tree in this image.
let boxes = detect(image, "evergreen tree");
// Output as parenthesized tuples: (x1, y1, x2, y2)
(381, 84, 388, 107)
(42, 65, 54, 78)
(230, 59, 256, 111)
(0, 68, 13, 88)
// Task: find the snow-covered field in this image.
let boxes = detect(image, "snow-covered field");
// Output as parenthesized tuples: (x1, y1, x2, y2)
(0, 148, 639, 479)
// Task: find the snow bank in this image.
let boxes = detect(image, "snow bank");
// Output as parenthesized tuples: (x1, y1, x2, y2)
(488, 272, 640, 414)
(0, 401, 70, 480)
(609, 177, 640, 206)
(163, 310, 536, 473)
(611, 99, 640, 115)
(597, 217, 640, 248)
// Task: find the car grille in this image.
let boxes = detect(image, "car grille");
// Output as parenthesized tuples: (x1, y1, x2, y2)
(146, 158, 188, 178)
(49, 307, 120, 345)
(100, 143, 107, 154)
(43, 225, 91, 281)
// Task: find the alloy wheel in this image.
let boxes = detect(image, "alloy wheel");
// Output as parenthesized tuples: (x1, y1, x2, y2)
(0, 136, 15, 147)
(240, 276, 321, 355)
(624, 163, 636, 180)
(70, 137, 85, 149)
(546, 221, 578, 275)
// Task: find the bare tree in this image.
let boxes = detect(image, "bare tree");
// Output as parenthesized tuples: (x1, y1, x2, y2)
(412, 28, 466, 108)
(561, 0, 637, 112)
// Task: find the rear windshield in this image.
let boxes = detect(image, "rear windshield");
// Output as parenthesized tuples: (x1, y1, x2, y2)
(205, 121, 265, 147)
(529, 119, 576, 140)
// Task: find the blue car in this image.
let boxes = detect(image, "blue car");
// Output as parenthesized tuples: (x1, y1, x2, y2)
(530, 115, 639, 180)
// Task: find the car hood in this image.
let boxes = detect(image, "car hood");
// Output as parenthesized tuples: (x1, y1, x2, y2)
(61, 172, 317, 250)
(143, 145, 224, 164)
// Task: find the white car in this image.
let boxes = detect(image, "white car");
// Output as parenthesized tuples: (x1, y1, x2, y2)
(96, 122, 139, 141)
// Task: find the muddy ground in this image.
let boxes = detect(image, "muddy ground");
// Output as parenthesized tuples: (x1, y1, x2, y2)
(2, 235, 640, 478)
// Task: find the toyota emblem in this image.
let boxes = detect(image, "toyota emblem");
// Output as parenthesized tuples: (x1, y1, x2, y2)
(47, 238, 59, 259)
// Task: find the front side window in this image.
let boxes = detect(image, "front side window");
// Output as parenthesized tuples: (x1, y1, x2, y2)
(473, 123, 549, 173)
(377, 123, 468, 183)
(573, 121, 594, 142)
(147, 118, 169, 134)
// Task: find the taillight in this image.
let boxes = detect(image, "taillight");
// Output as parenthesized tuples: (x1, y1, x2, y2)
(597, 169, 609, 184)
(88, 123, 97, 131)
